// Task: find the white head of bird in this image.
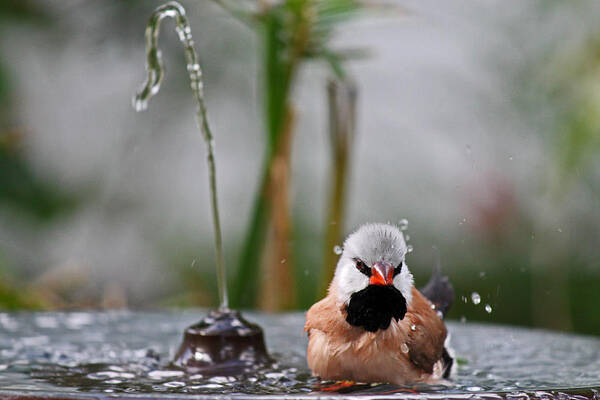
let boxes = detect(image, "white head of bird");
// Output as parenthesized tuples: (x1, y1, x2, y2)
(333, 223, 414, 307)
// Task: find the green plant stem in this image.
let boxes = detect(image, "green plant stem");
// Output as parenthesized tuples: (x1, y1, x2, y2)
(319, 78, 356, 298)
(232, 6, 311, 308)
(230, 167, 270, 308)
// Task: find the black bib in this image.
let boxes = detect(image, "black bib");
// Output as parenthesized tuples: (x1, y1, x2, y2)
(345, 285, 407, 332)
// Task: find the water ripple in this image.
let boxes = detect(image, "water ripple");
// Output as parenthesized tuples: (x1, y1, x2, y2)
(0, 311, 599, 398)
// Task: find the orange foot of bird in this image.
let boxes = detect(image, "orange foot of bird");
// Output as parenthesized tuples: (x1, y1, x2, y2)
(315, 380, 356, 392)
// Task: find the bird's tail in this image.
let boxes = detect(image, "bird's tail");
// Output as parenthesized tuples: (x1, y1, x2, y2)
(419, 247, 454, 318)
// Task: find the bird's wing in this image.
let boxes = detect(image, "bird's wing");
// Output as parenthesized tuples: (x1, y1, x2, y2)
(418, 254, 454, 317)
(406, 288, 448, 373)
(305, 293, 345, 336)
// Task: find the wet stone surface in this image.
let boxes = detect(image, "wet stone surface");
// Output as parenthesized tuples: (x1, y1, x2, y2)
(0, 311, 599, 398)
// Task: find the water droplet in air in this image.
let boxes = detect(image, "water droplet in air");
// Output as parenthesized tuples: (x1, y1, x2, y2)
(461, 296, 467, 303)
(407, 245, 414, 253)
(557, 228, 562, 233)
(280, 258, 286, 264)
(405, 234, 410, 241)
(133, 96, 149, 112)
(400, 343, 409, 353)
(471, 292, 481, 305)
(333, 245, 343, 255)
(187, 63, 201, 73)
(430, 304, 436, 310)
(411, 324, 416, 331)
(485, 304, 492, 313)
(398, 219, 408, 231)
(437, 311, 443, 318)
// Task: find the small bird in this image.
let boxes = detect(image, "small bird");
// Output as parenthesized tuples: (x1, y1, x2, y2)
(305, 223, 454, 385)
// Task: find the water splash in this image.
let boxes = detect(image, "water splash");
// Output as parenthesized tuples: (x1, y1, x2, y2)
(471, 292, 481, 305)
(133, 2, 227, 311)
(400, 343, 409, 354)
(398, 218, 409, 231)
(333, 245, 343, 255)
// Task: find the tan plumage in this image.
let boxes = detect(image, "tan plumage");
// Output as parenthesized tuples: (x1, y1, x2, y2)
(304, 223, 451, 385)
(305, 285, 446, 385)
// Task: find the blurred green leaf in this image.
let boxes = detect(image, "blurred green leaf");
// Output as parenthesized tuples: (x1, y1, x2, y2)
(224, 0, 365, 308)
(0, 0, 50, 24)
(0, 133, 80, 222)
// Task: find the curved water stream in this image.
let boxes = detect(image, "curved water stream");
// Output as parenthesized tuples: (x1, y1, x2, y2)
(0, 311, 599, 399)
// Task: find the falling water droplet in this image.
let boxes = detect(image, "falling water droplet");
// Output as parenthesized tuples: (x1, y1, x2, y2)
(430, 304, 436, 310)
(398, 219, 408, 231)
(471, 292, 481, 305)
(485, 304, 492, 313)
(187, 63, 201, 73)
(437, 311, 443, 318)
(405, 234, 411, 241)
(400, 343, 409, 354)
(410, 324, 416, 331)
(557, 228, 563, 233)
(461, 296, 467, 303)
(333, 245, 343, 255)
(407, 245, 414, 253)
(280, 258, 286, 264)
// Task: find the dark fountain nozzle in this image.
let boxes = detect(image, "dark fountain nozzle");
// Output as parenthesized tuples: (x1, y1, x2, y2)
(172, 309, 271, 375)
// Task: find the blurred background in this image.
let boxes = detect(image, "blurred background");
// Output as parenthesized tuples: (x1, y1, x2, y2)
(0, 0, 599, 335)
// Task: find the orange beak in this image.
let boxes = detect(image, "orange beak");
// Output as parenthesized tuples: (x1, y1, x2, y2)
(369, 261, 395, 286)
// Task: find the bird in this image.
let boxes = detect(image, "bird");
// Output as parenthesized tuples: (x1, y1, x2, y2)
(305, 222, 454, 385)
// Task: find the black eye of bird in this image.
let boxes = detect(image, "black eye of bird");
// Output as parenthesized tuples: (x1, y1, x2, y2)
(355, 258, 370, 276)
(394, 261, 403, 276)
